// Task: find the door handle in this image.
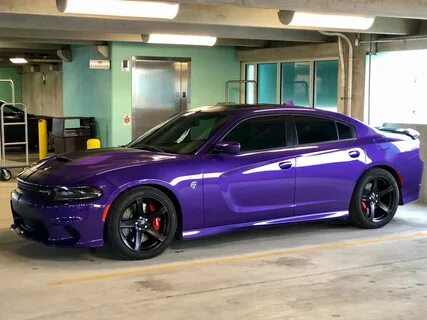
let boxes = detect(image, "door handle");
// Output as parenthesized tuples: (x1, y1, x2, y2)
(349, 150, 360, 158)
(279, 161, 293, 170)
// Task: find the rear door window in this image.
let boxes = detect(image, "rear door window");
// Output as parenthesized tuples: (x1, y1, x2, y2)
(294, 116, 338, 144)
(223, 116, 287, 152)
(337, 122, 356, 140)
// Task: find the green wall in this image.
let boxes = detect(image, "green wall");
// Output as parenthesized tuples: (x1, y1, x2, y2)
(0, 67, 22, 103)
(110, 42, 240, 146)
(63, 45, 112, 146)
(63, 43, 240, 147)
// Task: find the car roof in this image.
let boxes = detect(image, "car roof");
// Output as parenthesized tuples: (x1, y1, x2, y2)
(191, 104, 378, 138)
(193, 104, 337, 117)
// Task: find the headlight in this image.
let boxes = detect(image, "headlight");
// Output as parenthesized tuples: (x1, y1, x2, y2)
(52, 186, 103, 202)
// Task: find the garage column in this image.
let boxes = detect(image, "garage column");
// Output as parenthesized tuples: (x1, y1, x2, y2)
(351, 39, 368, 121)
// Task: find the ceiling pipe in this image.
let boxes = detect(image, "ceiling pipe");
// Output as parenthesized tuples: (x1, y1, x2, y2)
(337, 37, 346, 113)
(357, 35, 427, 45)
(319, 31, 354, 117)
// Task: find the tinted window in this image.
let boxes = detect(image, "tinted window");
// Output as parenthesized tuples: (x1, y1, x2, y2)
(337, 122, 355, 140)
(129, 111, 228, 155)
(295, 116, 338, 144)
(223, 116, 287, 152)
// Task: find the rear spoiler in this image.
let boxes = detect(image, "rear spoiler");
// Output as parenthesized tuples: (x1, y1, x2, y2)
(377, 127, 420, 140)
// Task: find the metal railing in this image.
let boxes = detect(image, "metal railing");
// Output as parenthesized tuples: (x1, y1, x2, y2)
(225, 80, 258, 104)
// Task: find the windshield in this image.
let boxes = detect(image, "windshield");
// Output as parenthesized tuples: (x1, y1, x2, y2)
(128, 111, 228, 155)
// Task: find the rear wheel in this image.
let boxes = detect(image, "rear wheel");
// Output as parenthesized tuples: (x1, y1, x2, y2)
(349, 168, 399, 229)
(105, 186, 177, 259)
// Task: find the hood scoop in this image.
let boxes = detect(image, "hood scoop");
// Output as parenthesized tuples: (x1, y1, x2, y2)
(54, 155, 73, 163)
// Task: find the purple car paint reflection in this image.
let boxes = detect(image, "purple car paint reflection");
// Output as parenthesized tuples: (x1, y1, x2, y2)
(10, 105, 423, 248)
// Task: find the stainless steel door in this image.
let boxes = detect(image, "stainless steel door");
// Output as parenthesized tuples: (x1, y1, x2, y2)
(132, 57, 190, 139)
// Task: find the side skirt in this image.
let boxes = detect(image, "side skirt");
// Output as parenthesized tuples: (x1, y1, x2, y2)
(182, 211, 349, 240)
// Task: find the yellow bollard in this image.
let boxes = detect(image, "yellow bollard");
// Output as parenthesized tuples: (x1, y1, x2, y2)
(87, 138, 101, 150)
(38, 119, 48, 160)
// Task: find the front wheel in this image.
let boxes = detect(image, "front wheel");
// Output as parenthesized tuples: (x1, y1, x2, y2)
(105, 186, 177, 259)
(349, 168, 400, 229)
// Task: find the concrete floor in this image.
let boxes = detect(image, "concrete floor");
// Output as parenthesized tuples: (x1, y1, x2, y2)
(1, 181, 427, 319)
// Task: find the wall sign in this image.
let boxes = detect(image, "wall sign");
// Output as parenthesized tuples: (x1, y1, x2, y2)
(89, 59, 111, 70)
(123, 114, 131, 126)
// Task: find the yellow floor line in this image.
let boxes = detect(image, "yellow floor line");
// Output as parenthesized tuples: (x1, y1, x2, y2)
(48, 231, 427, 287)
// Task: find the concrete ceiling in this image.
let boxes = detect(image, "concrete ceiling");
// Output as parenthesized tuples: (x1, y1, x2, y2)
(0, 0, 426, 64)
(178, 0, 427, 20)
(0, 1, 421, 37)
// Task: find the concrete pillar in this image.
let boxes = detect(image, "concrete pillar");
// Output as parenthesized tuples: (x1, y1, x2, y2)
(350, 41, 367, 121)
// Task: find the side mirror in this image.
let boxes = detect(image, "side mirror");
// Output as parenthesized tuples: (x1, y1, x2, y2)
(213, 141, 241, 155)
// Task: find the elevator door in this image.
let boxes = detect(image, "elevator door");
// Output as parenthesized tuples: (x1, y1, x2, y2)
(132, 57, 190, 139)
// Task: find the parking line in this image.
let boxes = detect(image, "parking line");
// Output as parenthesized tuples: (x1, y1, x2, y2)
(48, 231, 427, 287)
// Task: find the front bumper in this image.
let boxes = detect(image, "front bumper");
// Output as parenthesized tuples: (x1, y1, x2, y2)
(10, 190, 106, 248)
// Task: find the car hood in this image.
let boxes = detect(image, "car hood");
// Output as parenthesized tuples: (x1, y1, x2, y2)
(18, 148, 185, 185)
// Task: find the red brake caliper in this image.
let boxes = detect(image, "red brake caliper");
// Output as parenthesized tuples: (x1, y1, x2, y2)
(149, 202, 161, 231)
(361, 201, 368, 214)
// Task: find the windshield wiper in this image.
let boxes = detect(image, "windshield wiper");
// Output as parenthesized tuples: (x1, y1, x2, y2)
(132, 144, 165, 153)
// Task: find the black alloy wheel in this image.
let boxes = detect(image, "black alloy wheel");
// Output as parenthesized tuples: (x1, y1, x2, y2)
(361, 177, 396, 222)
(350, 168, 399, 229)
(105, 186, 177, 259)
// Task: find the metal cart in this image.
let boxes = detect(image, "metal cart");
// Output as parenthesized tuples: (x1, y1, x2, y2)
(0, 79, 29, 181)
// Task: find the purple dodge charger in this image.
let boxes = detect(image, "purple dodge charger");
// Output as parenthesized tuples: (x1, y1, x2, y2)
(10, 105, 424, 259)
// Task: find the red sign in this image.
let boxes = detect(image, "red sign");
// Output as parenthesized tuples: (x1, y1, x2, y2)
(123, 115, 131, 126)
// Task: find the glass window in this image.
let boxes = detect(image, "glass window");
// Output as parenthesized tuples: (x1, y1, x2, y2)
(245, 60, 339, 110)
(223, 116, 287, 152)
(257, 63, 277, 104)
(245, 64, 256, 104)
(129, 111, 228, 155)
(337, 122, 355, 140)
(295, 116, 338, 144)
(281, 62, 310, 107)
(314, 60, 338, 111)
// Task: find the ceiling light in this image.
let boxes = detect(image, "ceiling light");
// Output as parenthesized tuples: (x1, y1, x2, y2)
(56, 0, 179, 19)
(143, 34, 217, 46)
(10, 58, 28, 64)
(278, 10, 375, 30)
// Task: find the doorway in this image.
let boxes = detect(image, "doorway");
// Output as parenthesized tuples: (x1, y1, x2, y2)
(132, 57, 191, 139)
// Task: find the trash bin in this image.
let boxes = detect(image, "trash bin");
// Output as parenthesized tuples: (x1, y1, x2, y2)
(52, 117, 96, 154)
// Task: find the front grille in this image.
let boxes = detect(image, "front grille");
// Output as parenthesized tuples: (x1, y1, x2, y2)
(12, 212, 50, 241)
(17, 179, 53, 200)
(22, 218, 49, 236)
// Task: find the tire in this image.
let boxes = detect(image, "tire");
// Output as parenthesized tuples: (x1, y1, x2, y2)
(0, 169, 12, 181)
(105, 186, 177, 259)
(349, 168, 399, 229)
